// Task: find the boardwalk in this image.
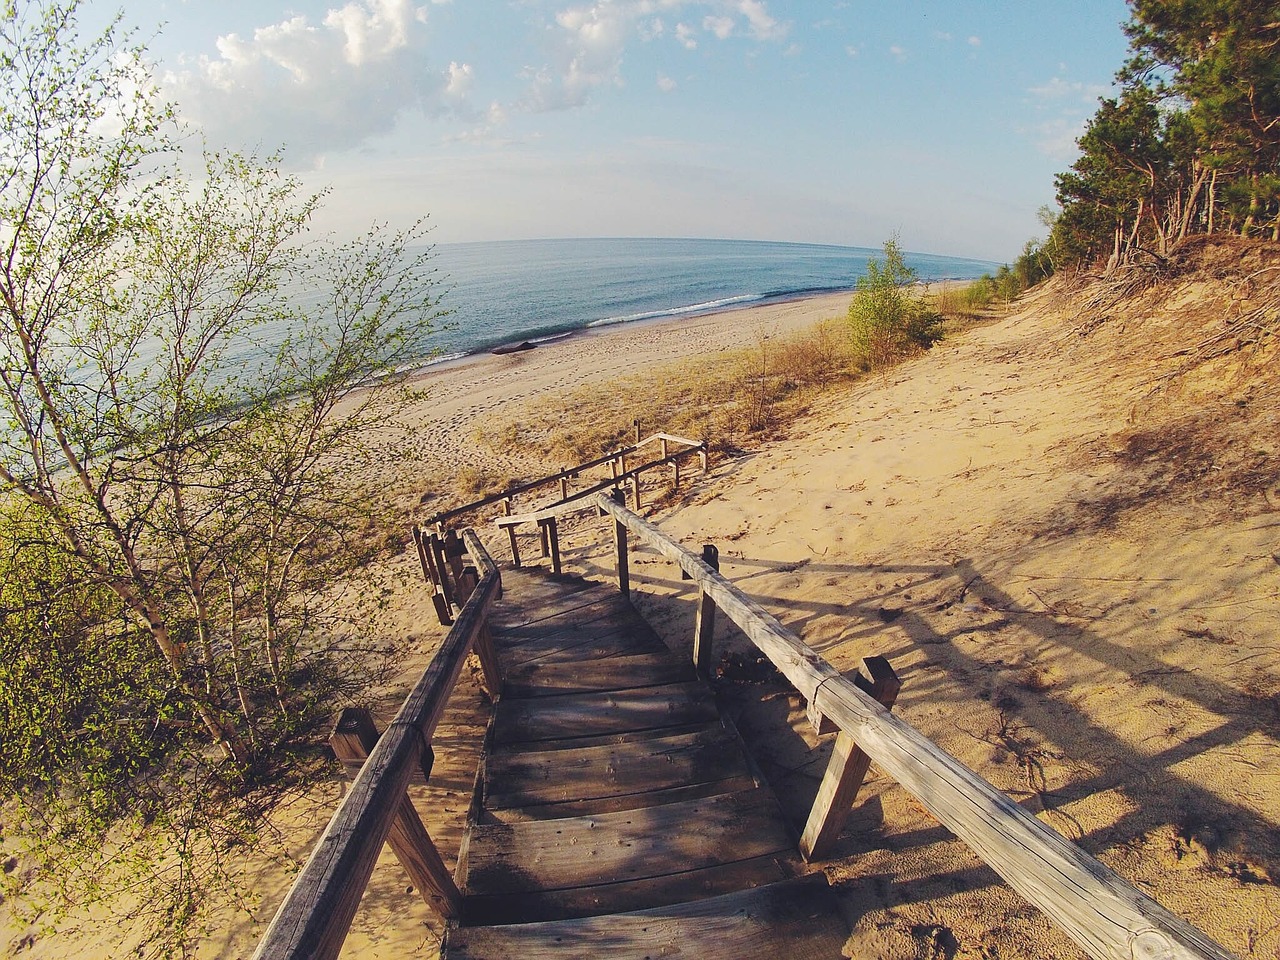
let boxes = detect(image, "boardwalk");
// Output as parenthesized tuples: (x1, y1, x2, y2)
(443, 567, 848, 958)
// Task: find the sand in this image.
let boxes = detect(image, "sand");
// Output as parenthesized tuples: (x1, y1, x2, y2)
(7, 276, 1279, 959)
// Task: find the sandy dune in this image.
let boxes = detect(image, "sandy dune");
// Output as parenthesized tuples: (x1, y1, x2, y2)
(8, 273, 1278, 959)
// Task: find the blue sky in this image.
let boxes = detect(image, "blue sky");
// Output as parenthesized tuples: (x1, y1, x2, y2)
(89, 0, 1132, 261)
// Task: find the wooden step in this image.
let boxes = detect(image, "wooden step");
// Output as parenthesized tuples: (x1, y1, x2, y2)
(497, 622, 669, 667)
(502, 650, 695, 697)
(457, 788, 796, 924)
(483, 721, 756, 818)
(491, 681, 719, 747)
(443, 875, 848, 959)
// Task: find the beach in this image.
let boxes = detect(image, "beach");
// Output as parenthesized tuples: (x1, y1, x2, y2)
(7, 275, 1277, 959)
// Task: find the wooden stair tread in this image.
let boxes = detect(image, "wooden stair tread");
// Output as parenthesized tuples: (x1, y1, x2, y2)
(491, 680, 718, 746)
(484, 722, 753, 815)
(458, 788, 795, 920)
(501, 650, 695, 696)
(488, 582, 627, 630)
(443, 876, 848, 959)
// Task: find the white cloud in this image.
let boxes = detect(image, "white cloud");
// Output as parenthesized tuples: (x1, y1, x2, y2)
(167, 0, 461, 160)
(968, 35, 981, 47)
(525, 1, 788, 111)
(1029, 76, 1109, 103)
(888, 44, 906, 62)
(704, 15, 735, 39)
(658, 73, 678, 92)
(735, 0, 786, 41)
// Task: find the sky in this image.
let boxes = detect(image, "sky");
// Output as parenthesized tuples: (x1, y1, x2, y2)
(85, 0, 1134, 262)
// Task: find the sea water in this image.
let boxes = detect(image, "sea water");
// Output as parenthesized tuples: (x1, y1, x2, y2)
(420, 238, 998, 364)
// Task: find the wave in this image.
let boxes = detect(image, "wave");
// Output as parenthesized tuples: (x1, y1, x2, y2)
(586, 293, 766, 328)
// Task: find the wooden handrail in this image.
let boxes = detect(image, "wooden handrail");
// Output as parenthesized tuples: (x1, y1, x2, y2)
(426, 432, 706, 527)
(593, 493, 1238, 960)
(495, 446, 703, 529)
(253, 532, 501, 960)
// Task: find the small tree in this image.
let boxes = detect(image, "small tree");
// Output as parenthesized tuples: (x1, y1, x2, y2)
(0, 0, 444, 950)
(846, 238, 943, 369)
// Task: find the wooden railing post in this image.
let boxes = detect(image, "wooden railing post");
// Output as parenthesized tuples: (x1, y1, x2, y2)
(411, 527, 434, 586)
(800, 656, 901, 861)
(429, 533, 455, 609)
(444, 529, 466, 582)
(633, 418, 641, 442)
(327, 708, 462, 920)
(472, 624, 504, 699)
(559, 470, 569, 501)
(700, 440, 709, 475)
(503, 497, 521, 568)
(692, 544, 719, 678)
(610, 488, 630, 597)
(540, 517, 561, 574)
(631, 470, 642, 509)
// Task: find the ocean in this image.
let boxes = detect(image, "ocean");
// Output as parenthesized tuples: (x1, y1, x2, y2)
(420, 238, 998, 365)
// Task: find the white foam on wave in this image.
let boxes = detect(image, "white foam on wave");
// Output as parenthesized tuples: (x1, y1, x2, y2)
(585, 293, 764, 329)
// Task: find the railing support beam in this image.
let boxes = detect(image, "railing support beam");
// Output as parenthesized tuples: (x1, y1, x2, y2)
(692, 543, 719, 678)
(800, 657, 901, 861)
(610, 488, 629, 597)
(327, 708, 462, 921)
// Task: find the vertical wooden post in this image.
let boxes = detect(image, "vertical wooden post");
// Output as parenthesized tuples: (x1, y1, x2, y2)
(660, 437, 669, 459)
(328, 708, 462, 920)
(412, 526, 436, 586)
(542, 517, 562, 575)
(633, 418, 641, 443)
(631, 471, 642, 510)
(611, 456, 620, 484)
(429, 534, 455, 609)
(456, 564, 478, 605)
(473, 624, 504, 699)
(431, 590, 454, 627)
(539, 522, 550, 558)
(503, 498, 521, 568)
(692, 544, 719, 678)
(799, 656, 902, 861)
(444, 529, 465, 582)
(700, 441, 709, 475)
(671, 458, 680, 490)
(610, 488, 629, 598)
(560, 470, 569, 501)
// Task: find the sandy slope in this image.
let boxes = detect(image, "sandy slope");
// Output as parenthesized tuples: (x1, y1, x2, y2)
(7, 266, 1279, 958)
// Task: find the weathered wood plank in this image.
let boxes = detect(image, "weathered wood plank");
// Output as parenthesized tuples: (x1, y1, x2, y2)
(484, 724, 751, 811)
(501, 651, 695, 697)
(493, 595, 655, 645)
(491, 681, 718, 746)
(799, 656, 901, 861)
(460, 788, 792, 899)
(497, 625, 668, 668)
(443, 876, 845, 960)
(460, 853, 796, 925)
(488, 586, 625, 631)
(488, 775, 762, 821)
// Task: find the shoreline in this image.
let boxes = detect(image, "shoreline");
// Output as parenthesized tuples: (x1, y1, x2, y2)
(382, 289, 857, 500)
(404, 288, 856, 382)
(410, 277, 975, 377)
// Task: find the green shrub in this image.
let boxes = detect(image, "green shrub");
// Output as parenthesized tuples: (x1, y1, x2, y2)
(847, 239, 944, 369)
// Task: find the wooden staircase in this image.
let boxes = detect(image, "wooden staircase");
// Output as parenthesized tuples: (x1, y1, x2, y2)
(443, 568, 849, 958)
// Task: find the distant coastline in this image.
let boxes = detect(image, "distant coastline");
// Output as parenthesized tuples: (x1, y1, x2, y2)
(422, 237, 997, 363)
